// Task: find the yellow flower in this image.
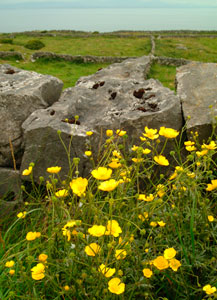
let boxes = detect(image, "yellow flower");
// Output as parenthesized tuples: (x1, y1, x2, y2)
(187, 172, 196, 178)
(64, 285, 70, 291)
(169, 171, 177, 180)
(131, 145, 139, 151)
(169, 258, 181, 271)
(105, 220, 122, 237)
(70, 177, 88, 196)
(26, 231, 41, 241)
(5, 260, 15, 268)
(158, 221, 166, 227)
(150, 221, 157, 227)
(202, 141, 217, 150)
(106, 130, 113, 137)
(112, 150, 122, 158)
(108, 160, 122, 169)
(140, 136, 146, 141)
(31, 263, 45, 280)
(203, 284, 217, 295)
(116, 129, 126, 137)
(138, 194, 154, 202)
(38, 254, 48, 262)
(185, 145, 196, 151)
(156, 184, 166, 197)
(143, 148, 151, 155)
(196, 150, 208, 157)
(184, 141, 195, 146)
(55, 189, 69, 197)
(153, 256, 169, 270)
(91, 167, 112, 180)
(22, 166, 33, 176)
(154, 155, 169, 166)
(159, 127, 179, 139)
(17, 211, 27, 219)
(99, 264, 116, 278)
(143, 126, 159, 140)
(9, 269, 15, 275)
(143, 268, 153, 278)
(85, 151, 92, 156)
(86, 131, 93, 136)
(164, 248, 176, 260)
(62, 228, 71, 241)
(84, 243, 101, 256)
(132, 158, 143, 163)
(206, 179, 217, 191)
(46, 166, 61, 174)
(98, 179, 119, 192)
(88, 225, 106, 237)
(115, 249, 127, 260)
(208, 215, 214, 222)
(108, 278, 125, 295)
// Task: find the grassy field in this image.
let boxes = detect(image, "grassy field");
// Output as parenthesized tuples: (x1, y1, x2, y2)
(155, 37, 217, 63)
(0, 33, 216, 90)
(0, 34, 151, 58)
(0, 58, 110, 89)
(147, 63, 177, 90)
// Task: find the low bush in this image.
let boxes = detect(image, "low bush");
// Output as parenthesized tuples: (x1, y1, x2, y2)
(24, 39, 45, 50)
(0, 124, 216, 299)
(0, 38, 13, 44)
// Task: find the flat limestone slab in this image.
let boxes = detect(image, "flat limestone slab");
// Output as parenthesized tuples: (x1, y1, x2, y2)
(176, 62, 217, 141)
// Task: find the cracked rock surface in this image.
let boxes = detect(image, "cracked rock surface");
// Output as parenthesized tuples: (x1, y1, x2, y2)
(176, 62, 217, 141)
(21, 56, 182, 180)
(0, 64, 63, 167)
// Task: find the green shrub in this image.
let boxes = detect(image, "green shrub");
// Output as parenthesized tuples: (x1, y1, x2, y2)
(24, 39, 45, 50)
(0, 38, 13, 44)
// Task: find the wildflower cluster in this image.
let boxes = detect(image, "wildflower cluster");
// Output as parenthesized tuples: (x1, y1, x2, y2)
(1, 125, 217, 299)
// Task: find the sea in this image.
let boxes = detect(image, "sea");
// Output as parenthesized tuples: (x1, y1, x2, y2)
(0, 8, 217, 33)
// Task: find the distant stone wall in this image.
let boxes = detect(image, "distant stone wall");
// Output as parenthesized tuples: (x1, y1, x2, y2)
(31, 52, 136, 63)
(158, 35, 217, 39)
(152, 56, 191, 67)
(0, 51, 24, 60)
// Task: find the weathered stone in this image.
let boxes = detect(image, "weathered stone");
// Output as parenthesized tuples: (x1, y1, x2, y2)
(0, 64, 63, 167)
(21, 56, 182, 180)
(176, 62, 217, 141)
(0, 168, 22, 218)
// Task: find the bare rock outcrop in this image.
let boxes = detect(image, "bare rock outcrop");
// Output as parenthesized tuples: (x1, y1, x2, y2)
(0, 64, 63, 167)
(176, 62, 217, 141)
(21, 56, 182, 180)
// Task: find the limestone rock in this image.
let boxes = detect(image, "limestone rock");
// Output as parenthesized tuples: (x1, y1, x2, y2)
(21, 56, 182, 180)
(0, 64, 63, 167)
(176, 62, 217, 141)
(0, 168, 22, 218)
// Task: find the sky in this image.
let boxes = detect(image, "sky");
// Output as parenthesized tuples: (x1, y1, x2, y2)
(1, 0, 217, 8)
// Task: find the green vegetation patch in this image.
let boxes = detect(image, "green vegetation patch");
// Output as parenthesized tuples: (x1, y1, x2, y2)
(155, 37, 217, 63)
(0, 127, 217, 299)
(24, 39, 45, 50)
(0, 58, 110, 89)
(0, 34, 151, 57)
(147, 63, 177, 91)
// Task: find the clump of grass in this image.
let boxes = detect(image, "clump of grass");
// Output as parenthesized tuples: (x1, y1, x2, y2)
(0, 124, 217, 299)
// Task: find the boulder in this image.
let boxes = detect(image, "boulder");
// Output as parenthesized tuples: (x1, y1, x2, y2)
(176, 62, 217, 141)
(0, 168, 21, 218)
(0, 64, 63, 167)
(21, 56, 183, 180)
